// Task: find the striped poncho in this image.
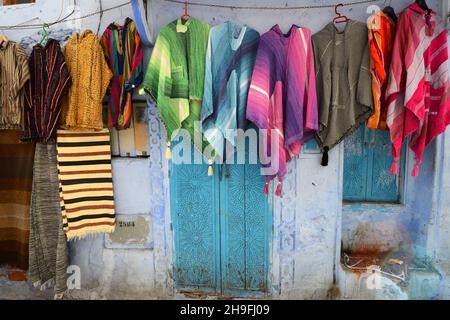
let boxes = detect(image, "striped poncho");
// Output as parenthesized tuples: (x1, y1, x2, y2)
(202, 21, 259, 159)
(246, 25, 318, 196)
(144, 17, 210, 150)
(101, 18, 143, 130)
(386, 3, 450, 176)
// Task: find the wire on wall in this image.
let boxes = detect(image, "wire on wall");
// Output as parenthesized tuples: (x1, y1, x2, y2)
(0, 0, 131, 30)
(163, 0, 381, 10)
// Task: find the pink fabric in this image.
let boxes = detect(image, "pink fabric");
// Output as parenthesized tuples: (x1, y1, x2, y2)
(386, 3, 450, 177)
(247, 25, 318, 196)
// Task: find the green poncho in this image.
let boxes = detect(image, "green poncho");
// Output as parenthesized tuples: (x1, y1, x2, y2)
(144, 17, 210, 151)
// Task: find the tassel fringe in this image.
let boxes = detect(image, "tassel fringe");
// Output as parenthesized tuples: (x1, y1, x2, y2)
(275, 182, 282, 197)
(390, 161, 398, 175)
(263, 177, 270, 195)
(321, 147, 329, 167)
(165, 141, 171, 160)
(412, 163, 420, 177)
(208, 160, 213, 176)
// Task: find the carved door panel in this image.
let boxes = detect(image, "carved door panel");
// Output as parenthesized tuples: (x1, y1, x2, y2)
(220, 162, 270, 296)
(343, 125, 401, 202)
(170, 136, 271, 296)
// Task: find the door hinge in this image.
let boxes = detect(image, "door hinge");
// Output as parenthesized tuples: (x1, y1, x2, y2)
(170, 222, 173, 231)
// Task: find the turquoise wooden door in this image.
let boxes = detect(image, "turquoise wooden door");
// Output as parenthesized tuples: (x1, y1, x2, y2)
(343, 125, 401, 202)
(170, 136, 271, 296)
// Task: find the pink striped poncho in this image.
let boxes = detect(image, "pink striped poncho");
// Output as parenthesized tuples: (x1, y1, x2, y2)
(246, 25, 318, 196)
(386, 3, 450, 177)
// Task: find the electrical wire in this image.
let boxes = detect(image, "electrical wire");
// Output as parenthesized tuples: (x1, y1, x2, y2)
(0, 1, 131, 30)
(163, 0, 381, 10)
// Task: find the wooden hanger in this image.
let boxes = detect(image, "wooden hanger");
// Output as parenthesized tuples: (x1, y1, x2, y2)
(181, 0, 189, 21)
(333, 4, 349, 25)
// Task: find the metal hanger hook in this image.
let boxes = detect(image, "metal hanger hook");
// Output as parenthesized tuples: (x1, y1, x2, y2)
(335, 3, 344, 16)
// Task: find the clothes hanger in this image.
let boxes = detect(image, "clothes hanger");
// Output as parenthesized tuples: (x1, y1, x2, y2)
(415, 0, 431, 14)
(333, 4, 349, 25)
(181, 0, 190, 21)
(383, 0, 397, 22)
(39, 23, 50, 45)
(0, 35, 8, 47)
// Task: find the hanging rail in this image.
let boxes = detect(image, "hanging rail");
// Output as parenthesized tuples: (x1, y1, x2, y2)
(164, 0, 380, 10)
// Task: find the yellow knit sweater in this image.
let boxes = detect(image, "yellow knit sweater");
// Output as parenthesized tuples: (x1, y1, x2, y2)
(60, 29, 112, 131)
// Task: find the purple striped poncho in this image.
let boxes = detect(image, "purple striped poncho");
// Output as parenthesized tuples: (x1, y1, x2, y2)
(246, 25, 318, 196)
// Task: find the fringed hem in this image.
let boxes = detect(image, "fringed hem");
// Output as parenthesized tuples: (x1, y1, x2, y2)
(54, 292, 66, 300)
(66, 225, 116, 241)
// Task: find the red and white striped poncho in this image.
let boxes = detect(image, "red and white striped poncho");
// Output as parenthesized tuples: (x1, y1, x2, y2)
(386, 3, 450, 177)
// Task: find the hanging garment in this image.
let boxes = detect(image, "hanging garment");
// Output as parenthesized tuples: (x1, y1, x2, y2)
(202, 21, 259, 159)
(0, 40, 30, 129)
(367, 11, 396, 130)
(29, 142, 68, 297)
(56, 130, 115, 240)
(101, 18, 143, 130)
(144, 17, 210, 151)
(246, 25, 318, 196)
(59, 30, 113, 131)
(0, 130, 34, 270)
(386, 3, 450, 176)
(23, 39, 71, 143)
(313, 21, 373, 164)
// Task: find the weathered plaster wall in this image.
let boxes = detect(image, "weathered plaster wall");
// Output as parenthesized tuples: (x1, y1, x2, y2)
(1, 0, 449, 300)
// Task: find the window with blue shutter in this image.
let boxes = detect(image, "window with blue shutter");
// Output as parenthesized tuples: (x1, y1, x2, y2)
(343, 124, 402, 203)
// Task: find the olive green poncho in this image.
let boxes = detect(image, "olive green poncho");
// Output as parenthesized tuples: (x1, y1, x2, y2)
(312, 21, 373, 164)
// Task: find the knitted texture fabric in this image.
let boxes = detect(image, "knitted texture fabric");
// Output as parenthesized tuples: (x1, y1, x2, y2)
(60, 30, 112, 131)
(0, 41, 30, 129)
(29, 142, 68, 296)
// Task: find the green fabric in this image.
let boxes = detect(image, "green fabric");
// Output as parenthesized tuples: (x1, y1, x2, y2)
(144, 17, 210, 148)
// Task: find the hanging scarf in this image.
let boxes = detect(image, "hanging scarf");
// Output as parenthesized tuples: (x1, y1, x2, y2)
(29, 142, 68, 297)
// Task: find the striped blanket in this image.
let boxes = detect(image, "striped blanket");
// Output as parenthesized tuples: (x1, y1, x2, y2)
(0, 130, 34, 270)
(57, 130, 116, 240)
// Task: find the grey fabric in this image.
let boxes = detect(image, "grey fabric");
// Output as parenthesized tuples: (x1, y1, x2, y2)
(29, 142, 68, 296)
(312, 20, 373, 151)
